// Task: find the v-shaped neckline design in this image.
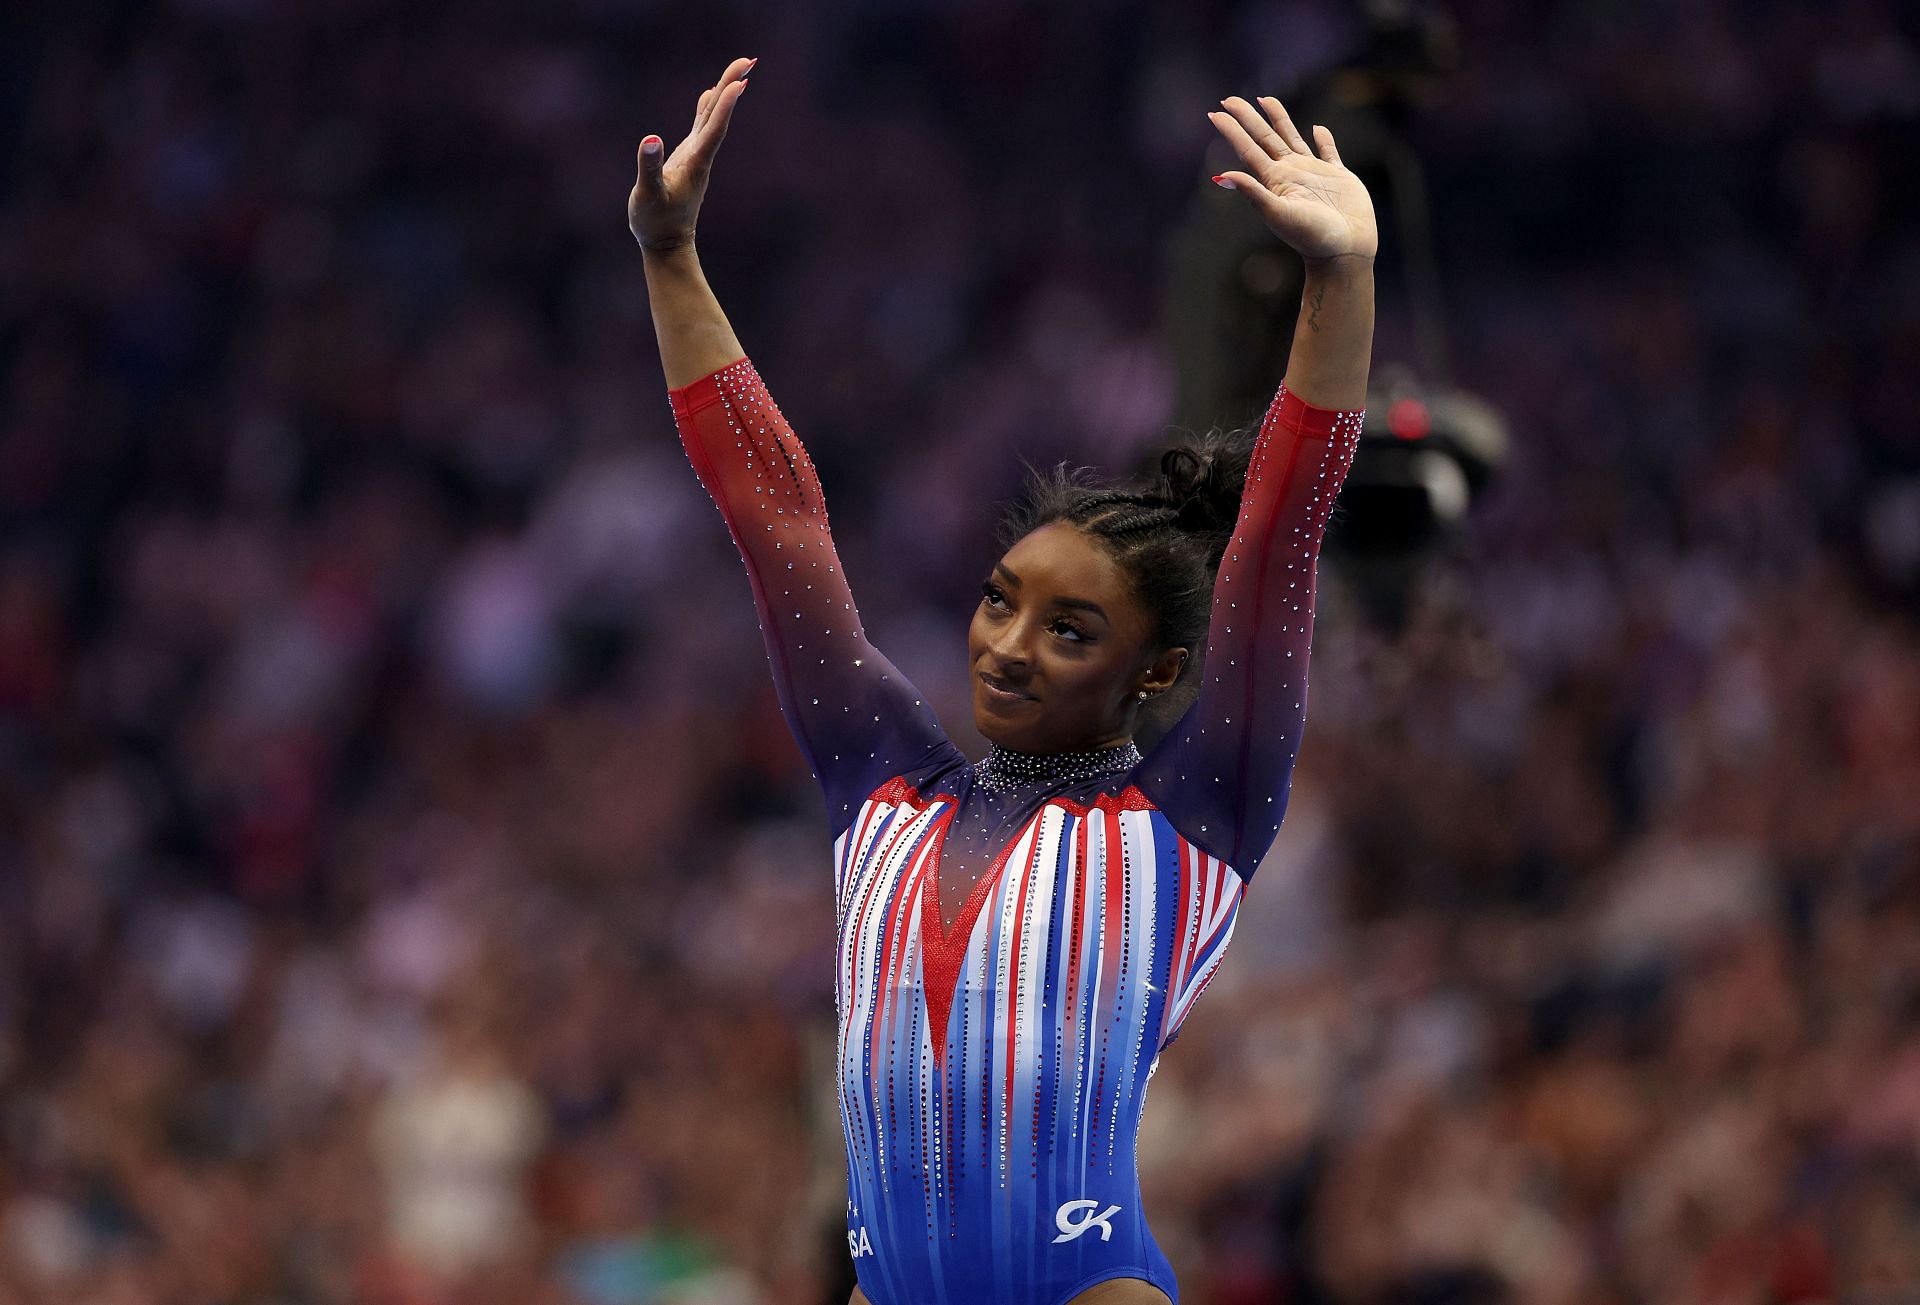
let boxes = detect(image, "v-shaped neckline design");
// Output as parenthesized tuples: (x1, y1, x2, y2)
(917, 804, 1028, 1073)
(922, 807, 1012, 942)
(870, 780, 1156, 1075)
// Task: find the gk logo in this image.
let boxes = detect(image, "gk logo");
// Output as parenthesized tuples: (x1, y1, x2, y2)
(1052, 1198, 1122, 1243)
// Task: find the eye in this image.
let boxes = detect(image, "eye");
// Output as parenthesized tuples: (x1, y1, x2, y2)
(1048, 616, 1089, 642)
(979, 579, 1008, 610)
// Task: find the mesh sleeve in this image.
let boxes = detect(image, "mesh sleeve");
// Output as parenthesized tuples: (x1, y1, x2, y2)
(1133, 384, 1364, 878)
(668, 355, 960, 836)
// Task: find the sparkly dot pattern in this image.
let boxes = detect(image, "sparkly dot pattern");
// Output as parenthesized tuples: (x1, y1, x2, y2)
(1134, 387, 1365, 870)
(669, 356, 1361, 1304)
(669, 356, 953, 827)
(975, 740, 1142, 795)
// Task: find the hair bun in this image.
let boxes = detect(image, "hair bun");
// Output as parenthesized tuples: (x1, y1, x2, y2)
(1153, 427, 1255, 538)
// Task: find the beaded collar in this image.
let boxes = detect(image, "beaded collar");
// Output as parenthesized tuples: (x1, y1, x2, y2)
(974, 740, 1143, 795)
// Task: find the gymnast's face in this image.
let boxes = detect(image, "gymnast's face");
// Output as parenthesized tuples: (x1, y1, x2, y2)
(969, 522, 1187, 754)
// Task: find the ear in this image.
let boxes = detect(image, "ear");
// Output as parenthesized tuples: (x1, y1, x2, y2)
(1139, 646, 1189, 697)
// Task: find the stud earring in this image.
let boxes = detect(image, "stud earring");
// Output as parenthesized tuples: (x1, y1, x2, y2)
(1137, 689, 1150, 701)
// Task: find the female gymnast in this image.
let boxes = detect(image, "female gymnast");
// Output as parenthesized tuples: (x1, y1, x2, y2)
(632, 56, 1375, 1305)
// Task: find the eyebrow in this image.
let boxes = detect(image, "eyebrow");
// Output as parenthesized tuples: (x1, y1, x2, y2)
(992, 563, 1108, 621)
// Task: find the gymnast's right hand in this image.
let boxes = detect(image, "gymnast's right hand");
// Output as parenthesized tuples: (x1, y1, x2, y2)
(629, 56, 754, 253)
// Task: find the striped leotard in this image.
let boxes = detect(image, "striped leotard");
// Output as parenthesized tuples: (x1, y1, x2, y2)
(668, 355, 1361, 1305)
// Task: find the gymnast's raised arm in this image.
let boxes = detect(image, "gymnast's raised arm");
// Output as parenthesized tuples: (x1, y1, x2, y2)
(631, 58, 957, 836)
(1134, 96, 1376, 874)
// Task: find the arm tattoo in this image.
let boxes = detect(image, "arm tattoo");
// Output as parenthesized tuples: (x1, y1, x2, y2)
(1306, 282, 1326, 334)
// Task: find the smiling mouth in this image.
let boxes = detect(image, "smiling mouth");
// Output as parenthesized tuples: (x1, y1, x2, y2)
(978, 671, 1036, 703)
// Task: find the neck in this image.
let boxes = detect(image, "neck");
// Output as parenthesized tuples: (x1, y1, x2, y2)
(975, 738, 1143, 794)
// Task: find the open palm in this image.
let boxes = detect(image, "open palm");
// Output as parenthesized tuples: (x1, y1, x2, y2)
(1207, 96, 1378, 263)
(630, 56, 754, 252)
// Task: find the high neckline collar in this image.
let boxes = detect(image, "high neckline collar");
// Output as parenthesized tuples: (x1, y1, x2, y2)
(974, 740, 1143, 795)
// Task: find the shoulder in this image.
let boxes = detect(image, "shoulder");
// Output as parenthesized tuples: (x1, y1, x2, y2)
(852, 750, 975, 813)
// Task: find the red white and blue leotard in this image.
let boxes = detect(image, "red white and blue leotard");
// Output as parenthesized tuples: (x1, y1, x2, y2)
(668, 355, 1362, 1305)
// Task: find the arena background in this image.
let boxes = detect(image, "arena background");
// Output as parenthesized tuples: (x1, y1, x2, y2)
(3, 1, 1919, 1302)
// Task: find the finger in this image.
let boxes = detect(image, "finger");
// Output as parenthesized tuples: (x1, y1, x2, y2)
(715, 55, 755, 99)
(686, 79, 747, 169)
(1312, 123, 1342, 166)
(696, 57, 755, 130)
(636, 135, 666, 197)
(1213, 171, 1305, 233)
(691, 59, 748, 130)
(1256, 96, 1313, 155)
(1219, 96, 1288, 160)
(1206, 109, 1281, 178)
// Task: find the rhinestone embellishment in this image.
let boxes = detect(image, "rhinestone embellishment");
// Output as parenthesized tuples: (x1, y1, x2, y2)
(974, 740, 1143, 795)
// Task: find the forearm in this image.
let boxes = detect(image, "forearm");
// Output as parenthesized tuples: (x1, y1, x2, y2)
(668, 355, 954, 833)
(1281, 254, 1374, 411)
(642, 242, 747, 389)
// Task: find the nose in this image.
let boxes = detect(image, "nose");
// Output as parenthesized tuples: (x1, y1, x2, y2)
(987, 616, 1033, 674)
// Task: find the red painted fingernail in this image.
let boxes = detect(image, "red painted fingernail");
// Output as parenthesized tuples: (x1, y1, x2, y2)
(1211, 175, 1236, 189)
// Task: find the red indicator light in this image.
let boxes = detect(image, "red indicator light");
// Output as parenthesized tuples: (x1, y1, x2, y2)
(1388, 399, 1431, 440)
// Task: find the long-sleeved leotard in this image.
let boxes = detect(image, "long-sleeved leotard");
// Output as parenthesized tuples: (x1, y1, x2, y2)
(669, 355, 1361, 1305)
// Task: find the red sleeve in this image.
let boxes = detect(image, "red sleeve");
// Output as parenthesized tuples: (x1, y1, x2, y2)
(1133, 384, 1364, 877)
(669, 355, 960, 836)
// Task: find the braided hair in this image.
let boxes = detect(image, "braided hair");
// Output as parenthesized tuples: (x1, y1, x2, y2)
(994, 425, 1258, 714)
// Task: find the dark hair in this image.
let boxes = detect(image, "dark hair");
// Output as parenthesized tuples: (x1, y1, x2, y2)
(994, 424, 1258, 704)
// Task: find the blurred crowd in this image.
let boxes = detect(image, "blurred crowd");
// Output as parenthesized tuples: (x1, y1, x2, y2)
(3, 0, 1919, 1302)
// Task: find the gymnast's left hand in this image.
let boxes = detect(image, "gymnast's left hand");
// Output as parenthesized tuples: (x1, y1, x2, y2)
(1207, 96, 1378, 264)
